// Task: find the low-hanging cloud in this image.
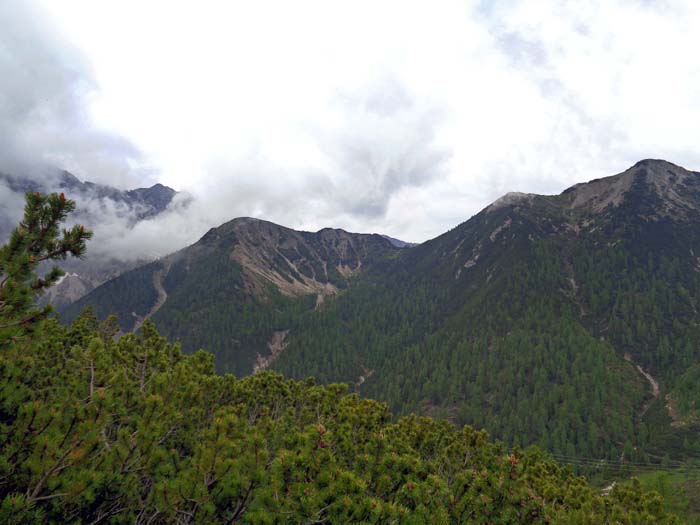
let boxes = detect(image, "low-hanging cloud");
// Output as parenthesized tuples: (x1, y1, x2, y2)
(0, 0, 451, 263)
(3, 0, 700, 266)
(0, 0, 144, 187)
(1, 73, 449, 265)
(100, 77, 450, 261)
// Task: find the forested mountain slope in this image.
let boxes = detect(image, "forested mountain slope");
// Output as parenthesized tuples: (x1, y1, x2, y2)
(62, 218, 400, 376)
(63, 159, 700, 466)
(2, 192, 675, 523)
(3, 315, 676, 523)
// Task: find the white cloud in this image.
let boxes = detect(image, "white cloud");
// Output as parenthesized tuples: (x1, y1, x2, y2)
(0, 1, 148, 187)
(2, 0, 699, 252)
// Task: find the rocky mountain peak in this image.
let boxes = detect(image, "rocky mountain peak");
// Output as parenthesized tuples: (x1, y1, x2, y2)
(562, 159, 700, 216)
(483, 160, 700, 221)
(193, 217, 397, 300)
(486, 192, 537, 213)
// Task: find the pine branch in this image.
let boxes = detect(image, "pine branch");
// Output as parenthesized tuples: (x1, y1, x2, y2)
(27, 442, 78, 503)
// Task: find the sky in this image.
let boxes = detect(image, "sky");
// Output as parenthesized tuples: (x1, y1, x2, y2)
(2, 0, 700, 257)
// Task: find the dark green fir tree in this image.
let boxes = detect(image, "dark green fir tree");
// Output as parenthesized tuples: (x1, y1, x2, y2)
(0, 191, 92, 344)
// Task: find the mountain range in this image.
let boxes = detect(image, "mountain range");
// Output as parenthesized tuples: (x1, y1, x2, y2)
(62, 159, 700, 468)
(0, 170, 179, 306)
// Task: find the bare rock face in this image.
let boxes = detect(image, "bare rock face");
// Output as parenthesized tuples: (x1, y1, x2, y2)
(424, 159, 700, 293)
(562, 159, 700, 218)
(194, 217, 397, 300)
(482, 159, 700, 225)
(486, 192, 537, 212)
(43, 273, 95, 308)
(253, 330, 290, 373)
(565, 170, 636, 211)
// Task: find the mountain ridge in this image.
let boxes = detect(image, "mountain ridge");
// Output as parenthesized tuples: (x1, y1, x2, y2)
(172, 216, 400, 304)
(0, 169, 178, 221)
(62, 216, 402, 375)
(1, 169, 181, 307)
(61, 159, 700, 469)
(485, 159, 700, 217)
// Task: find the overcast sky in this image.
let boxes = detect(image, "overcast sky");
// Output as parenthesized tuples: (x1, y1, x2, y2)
(2, 0, 700, 250)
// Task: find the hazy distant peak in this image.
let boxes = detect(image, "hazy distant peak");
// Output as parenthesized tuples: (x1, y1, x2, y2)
(380, 234, 417, 248)
(57, 170, 83, 187)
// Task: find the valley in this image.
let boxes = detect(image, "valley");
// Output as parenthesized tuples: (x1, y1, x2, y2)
(59, 159, 700, 518)
(4, 160, 700, 523)
(4, 1, 699, 520)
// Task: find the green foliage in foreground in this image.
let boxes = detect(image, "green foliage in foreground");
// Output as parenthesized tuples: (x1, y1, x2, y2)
(0, 314, 677, 524)
(0, 191, 91, 344)
(0, 190, 680, 522)
(634, 470, 700, 524)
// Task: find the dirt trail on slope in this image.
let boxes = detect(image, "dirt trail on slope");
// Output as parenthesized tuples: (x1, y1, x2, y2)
(253, 330, 290, 373)
(133, 268, 168, 332)
(354, 367, 374, 390)
(624, 353, 660, 420)
(601, 482, 616, 496)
